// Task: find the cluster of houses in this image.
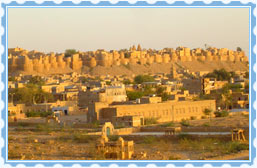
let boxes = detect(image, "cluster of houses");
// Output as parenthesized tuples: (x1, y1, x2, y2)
(8, 62, 249, 126)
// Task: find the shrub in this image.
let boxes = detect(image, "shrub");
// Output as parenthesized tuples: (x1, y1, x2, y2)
(73, 133, 94, 143)
(180, 119, 190, 127)
(126, 91, 144, 100)
(177, 133, 190, 140)
(35, 124, 52, 133)
(223, 142, 249, 154)
(134, 75, 154, 84)
(202, 122, 210, 127)
(214, 110, 229, 117)
(161, 122, 174, 127)
(143, 136, 157, 144)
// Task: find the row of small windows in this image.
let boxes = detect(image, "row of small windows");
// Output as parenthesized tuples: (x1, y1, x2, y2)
(119, 105, 211, 117)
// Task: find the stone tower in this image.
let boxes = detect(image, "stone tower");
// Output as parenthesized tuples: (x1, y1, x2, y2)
(170, 63, 177, 79)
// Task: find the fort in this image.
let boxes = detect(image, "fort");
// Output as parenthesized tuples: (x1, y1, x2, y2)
(8, 45, 248, 75)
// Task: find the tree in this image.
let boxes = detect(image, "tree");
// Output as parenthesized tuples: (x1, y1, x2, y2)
(221, 84, 232, 110)
(244, 71, 249, 79)
(65, 49, 77, 57)
(134, 75, 154, 84)
(10, 84, 54, 105)
(28, 76, 45, 86)
(205, 68, 232, 81)
(126, 91, 144, 100)
(203, 108, 212, 121)
(236, 47, 242, 52)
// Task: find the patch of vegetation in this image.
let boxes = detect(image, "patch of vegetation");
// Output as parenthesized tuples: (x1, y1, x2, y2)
(28, 76, 45, 86)
(205, 68, 234, 82)
(180, 119, 190, 127)
(105, 81, 111, 85)
(223, 142, 249, 154)
(134, 75, 154, 84)
(203, 108, 213, 120)
(35, 124, 53, 133)
(161, 122, 174, 127)
(17, 122, 31, 127)
(214, 110, 229, 117)
(126, 91, 144, 100)
(177, 133, 190, 140)
(9, 83, 54, 105)
(73, 133, 95, 143)
(65, 49, 77, 57)
(178, 138, 249, 154)
(143, 136, 157, 144)
(202, 122, 210, 127)
(123, 79, 132, 85)
(144, 117, 158, 125)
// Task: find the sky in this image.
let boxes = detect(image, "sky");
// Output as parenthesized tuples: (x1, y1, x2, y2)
(8, 8, 249, 55)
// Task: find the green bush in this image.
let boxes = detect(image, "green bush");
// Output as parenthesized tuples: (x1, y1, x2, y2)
(180, 119, 190, 127)
(214, 110, 229, 117)
(134, 75, 154, 84)
(126, 91, 144, 100)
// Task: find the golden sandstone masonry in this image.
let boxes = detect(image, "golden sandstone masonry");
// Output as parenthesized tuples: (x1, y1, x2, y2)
(8, 45, 248, 75)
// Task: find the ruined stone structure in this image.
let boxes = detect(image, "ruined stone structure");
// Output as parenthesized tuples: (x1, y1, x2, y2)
(96, 135, 134, 160)
(96, 124, 134, 160)
(8, 45, 248, 75)
(231, 129, 246, 142)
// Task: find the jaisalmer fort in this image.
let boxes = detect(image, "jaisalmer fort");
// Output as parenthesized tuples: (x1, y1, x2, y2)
(8, 45, 249, 160)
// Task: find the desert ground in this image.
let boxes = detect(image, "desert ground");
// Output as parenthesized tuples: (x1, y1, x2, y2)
(8, 112, 249, 160)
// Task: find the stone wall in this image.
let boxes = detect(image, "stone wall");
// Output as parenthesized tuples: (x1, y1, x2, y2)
(8, 46, 248, 74)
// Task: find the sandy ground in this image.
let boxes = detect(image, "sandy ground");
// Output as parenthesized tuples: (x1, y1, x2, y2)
(8, 113, 249, 160)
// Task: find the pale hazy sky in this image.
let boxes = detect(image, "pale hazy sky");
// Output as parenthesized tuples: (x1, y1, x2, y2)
(8, 8, 249, 55)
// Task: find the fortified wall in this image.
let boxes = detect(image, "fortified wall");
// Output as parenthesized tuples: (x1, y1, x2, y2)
(8, 45, 248, 74)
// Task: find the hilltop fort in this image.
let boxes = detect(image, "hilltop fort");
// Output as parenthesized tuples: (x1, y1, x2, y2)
(8, 45, 248, 76)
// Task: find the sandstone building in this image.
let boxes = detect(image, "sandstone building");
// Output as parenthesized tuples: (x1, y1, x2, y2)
(88, 97, 216, 124)
(8, 46, 248, 75)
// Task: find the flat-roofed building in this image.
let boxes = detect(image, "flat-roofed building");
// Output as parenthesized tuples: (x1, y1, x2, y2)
(92, 99, 216, 124)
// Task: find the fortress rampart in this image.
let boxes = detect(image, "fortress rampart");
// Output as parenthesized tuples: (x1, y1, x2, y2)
(8, 45, 248, 74)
